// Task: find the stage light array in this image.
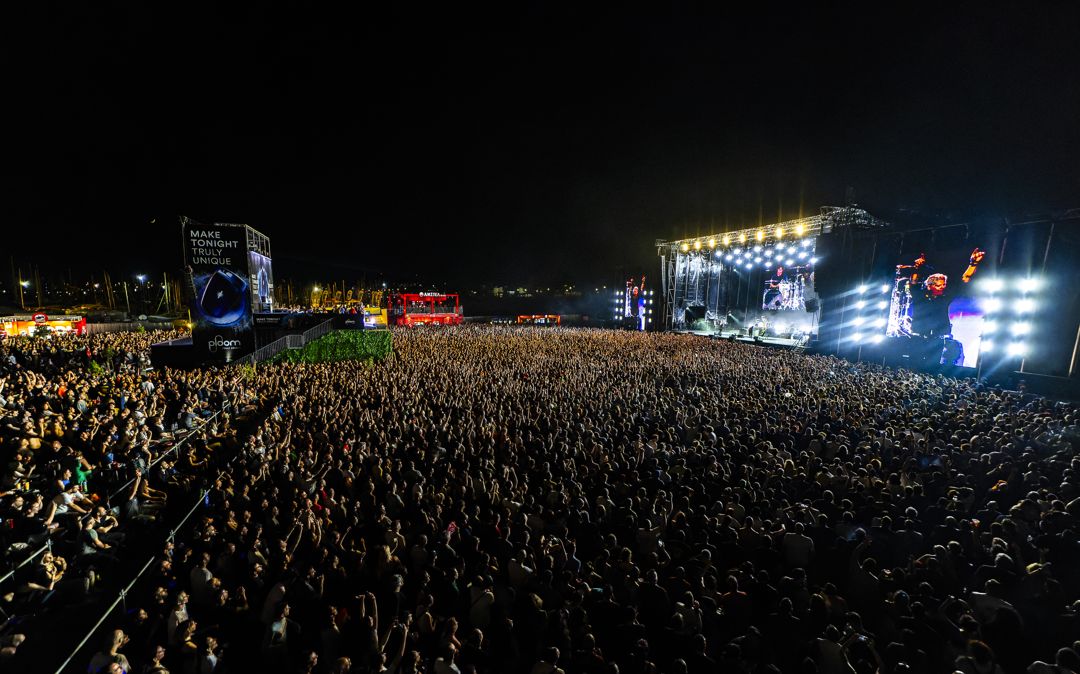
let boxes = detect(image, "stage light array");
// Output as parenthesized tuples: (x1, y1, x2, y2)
(848, 280, 894, 344)
(978, 276, 1043, 359)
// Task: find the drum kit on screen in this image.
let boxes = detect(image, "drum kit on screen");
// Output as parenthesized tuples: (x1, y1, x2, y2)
(763, 267, 809, 312)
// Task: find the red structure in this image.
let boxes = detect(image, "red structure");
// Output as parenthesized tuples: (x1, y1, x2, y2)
(388, 292, 463, 326)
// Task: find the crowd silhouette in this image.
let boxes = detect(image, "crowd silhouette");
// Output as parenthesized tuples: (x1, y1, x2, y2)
(1, 326, 1078, 674)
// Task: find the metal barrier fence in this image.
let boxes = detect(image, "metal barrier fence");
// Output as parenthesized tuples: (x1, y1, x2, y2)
(52, 400, 264, 674)
(0, 406, 227, 595)
(234, 318, 335, 366)
(103, 404, 230, 507)
(0, 540, 51, 589)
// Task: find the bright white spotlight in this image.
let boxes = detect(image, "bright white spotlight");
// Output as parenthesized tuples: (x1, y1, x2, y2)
(980, 341, 993, 353)
(982, 297, 1002, 314)
(753, 245, 763, 252)
(1016, 298, 1036, 314)
(874, 317, 887, 328)
(857, 284, 868, 294)
(982, 278, 1004, 293)
(744, 261, 752, 268)
(877, 300, 888, 310)
(981, 320, 997, 334)
(1012, 322, 1031, 336)
(855, 300, 866, 309)
(852, 332, 865, 343)
(762, 263, 770, 269)
(785, 259, 794, 266)
(880, 283, 890, 294)
(1007, 342, 1027, 357)
(852, 316, 865, 326)
(755, 257, 762, 263)
(1020, 278, 1041, 293)
(870, 334, 884, 344)
(725, 254, 733, 261)
(798, 251, 807, 259)
(810, 256, 819, 264)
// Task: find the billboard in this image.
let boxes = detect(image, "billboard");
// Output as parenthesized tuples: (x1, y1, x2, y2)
(182, 218, 255, 363)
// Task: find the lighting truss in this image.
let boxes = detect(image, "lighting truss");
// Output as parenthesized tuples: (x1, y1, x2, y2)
(656, 206, 887, 329)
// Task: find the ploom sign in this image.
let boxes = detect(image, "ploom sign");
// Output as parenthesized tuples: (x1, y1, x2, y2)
(207, 335, 243, 353)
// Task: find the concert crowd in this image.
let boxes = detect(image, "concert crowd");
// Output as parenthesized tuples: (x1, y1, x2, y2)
(1, 326, 1079, 674)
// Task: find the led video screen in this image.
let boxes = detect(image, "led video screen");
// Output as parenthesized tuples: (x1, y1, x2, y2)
(886, 245, 988, 367)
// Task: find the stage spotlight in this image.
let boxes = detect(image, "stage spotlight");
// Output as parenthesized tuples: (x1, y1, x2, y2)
(756, 230, 764, 242)
(708, 238, 716, 248)
(785, 259, 794, 266)
(852, 332, 865, 343)
(810, 256, 819, 264)
(798, 251, 807, 259)
(880, 283, 890, 293)
(776, 227, 783, 239)
(744, 261, 752, 268)
(1007, 342, 1027, 357)
(715, 250, 722, 258)
(982, 297, 1002, 314)
(874, 317, 887, 328)
(1012, 322, 1031, 336)
(754, 257, 762, 263)
(801, 239, 810, 247)
(857, 284, 868, 294)
(777, 243, 787, 252)
(1020, 278, 1041, 293)
(754, 245, 763, 252)
(980, 341, 993, 353)
(1016, 298, 1036, 314)
(763, 263, 770, 269)
(981, 320, 997, 334)
(680, 243, 689, 252)
(739, 233, 747, 244)
(852, 316, 865, 326)
(694, 240, 701, 250)
(795, 223, 805, 236)
(725, 254, 733, 261)
(870, 334, 883, 344)
(877, 300, 888, 310)
(855, 300, 866, 309)
(982, 278, 1003, 293)
(722, 235, 730, 246)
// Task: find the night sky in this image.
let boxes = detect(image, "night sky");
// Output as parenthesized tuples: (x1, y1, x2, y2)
(8, 4, 1080, 288)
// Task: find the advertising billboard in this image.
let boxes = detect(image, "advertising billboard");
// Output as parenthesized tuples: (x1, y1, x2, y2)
(182, 218, 254, 363)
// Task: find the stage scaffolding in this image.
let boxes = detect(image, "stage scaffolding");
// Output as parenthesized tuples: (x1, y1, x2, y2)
(657, 206, 885, 330)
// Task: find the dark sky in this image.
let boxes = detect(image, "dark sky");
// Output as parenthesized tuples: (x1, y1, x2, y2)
(8, 3, 1080, 288)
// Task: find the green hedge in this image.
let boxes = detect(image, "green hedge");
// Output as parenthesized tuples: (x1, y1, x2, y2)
(274, 330, 393, 364)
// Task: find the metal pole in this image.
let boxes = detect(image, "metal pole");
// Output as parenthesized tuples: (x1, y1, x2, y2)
(1069, 323, 1080, 378)
(1041, 221, 1055, 273)
(54, 555, 157, 674)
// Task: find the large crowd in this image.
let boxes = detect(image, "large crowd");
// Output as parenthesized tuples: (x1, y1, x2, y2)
(2, 326, 1079, 674)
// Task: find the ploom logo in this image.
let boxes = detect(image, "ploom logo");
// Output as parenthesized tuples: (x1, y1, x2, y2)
(208, 335, 242, 352)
